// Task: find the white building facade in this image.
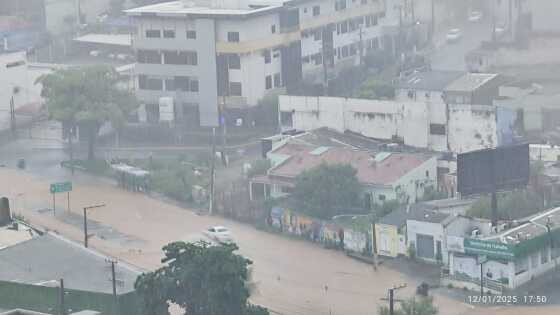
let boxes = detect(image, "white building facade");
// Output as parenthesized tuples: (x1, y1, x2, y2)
(126, 0, 391, 126)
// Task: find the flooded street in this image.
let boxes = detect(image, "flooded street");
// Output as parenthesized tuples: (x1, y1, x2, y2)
(0, 162, 556, 315)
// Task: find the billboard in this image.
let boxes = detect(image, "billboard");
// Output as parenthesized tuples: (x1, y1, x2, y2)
(458, 143, 529, 196)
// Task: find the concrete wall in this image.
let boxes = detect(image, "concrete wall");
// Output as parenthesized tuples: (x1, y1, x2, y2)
(132, 16, 218, 126)
(447, 105, 497, 154)
(375, 223, 400, 257)
(393, 157, 438, 204)
(406, 219, 446, 264)
(279, 95, 429, 148)
(280, 95, 499, 153)
(529, 1, 560, 34)
(0, 52, 31, 114)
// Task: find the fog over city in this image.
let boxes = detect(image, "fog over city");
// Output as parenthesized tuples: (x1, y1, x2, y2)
(0, 1, 559, 315)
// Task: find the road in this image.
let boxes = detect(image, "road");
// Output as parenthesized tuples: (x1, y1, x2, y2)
(430, 19, 492, 71)
(2, 128, 559, 314)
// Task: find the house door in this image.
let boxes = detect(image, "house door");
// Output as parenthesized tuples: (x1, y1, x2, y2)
(379, 232, 391, 255)
(416, 234, 434, 259)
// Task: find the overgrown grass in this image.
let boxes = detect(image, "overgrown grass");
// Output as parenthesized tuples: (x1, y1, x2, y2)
(62, 159, 111, 175)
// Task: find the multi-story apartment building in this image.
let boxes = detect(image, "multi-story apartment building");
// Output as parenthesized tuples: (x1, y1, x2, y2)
(125, 0, 391, 127)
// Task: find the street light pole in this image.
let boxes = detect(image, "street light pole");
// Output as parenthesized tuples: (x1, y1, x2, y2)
(83, 204, 106, 248)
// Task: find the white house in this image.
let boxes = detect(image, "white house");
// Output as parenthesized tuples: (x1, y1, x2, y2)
(445, 207, 560, 291)
(250, 140, 438, 206)
(279, 94, 504, 154)
(126, 0, 391, 126)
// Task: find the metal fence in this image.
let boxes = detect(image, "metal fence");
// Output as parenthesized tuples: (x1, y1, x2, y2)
(0, 280, 142, 315)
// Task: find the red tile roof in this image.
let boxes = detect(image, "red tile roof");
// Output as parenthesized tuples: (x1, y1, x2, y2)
(270, 143, 432, 186)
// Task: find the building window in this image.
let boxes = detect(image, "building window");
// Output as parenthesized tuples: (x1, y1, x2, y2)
(314, 30, 321, 41)
(335, 0, 346, 11)
(163, 51, 198, 65)
(340, 21, 348, 33)
(430, 123, 446, 135)
(273, 73, 281, 88)
(341, 45, 349, 58)
(137, 50, 160, 64)
(271, 25, 276, 33)
(190, 79, 199, 92)
(312, 53, 322, 65)
(265, 75, 272, 90)
(372, 37, 379, 50)
(163, 30, 175, 38)
(350, 44, 357, 56)
(138, 75, 163, 91)
(515, 257, 528, 275)
(164, 78, 175, 91)
(229, 82, 242, 96)
(145, 104, 160, 123)
(542, 247, 549, 264)
(263, 50, 271, 64)
(186, 30, 197, 39)
(373, 14, 378, 26)
(312, 5, 320, 16)
(281, 186, 293, 194)
(228, 32, 240, 42)
(228, 54, 241, 69)
(361, 0, 367, 4)
(145, 29, 161, 38)
(378, 194, 386, 201)
(174, 76, 190, 91)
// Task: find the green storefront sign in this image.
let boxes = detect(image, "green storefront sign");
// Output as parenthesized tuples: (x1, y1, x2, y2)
(50, 181, 72, 194)
(464, 238, 515, 260)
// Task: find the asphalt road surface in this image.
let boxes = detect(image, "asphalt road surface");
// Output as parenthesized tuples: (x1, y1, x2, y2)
(0, 137, 559, 314)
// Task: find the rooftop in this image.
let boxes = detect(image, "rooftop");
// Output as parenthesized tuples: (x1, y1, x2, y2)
(482, 207, 560, 245)
(269, 143, 433, 186)
(0, 233, 141, 294)
(395, 71, 464, 92)
(379, 198, 475, 227)
(445, 73, 499, 92)
(0, 222, 38, 250)
(73, 34, 132, 47)
(125, 0, 285, 18)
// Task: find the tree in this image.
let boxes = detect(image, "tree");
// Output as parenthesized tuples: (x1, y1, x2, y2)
(134, 241, 269, 315)
(399, 296, 438, 315)
(377, 296, 438, 315)
(356, 79, 395, 100)
(293, 163, 364, 219)
(38, 65, 136, 160)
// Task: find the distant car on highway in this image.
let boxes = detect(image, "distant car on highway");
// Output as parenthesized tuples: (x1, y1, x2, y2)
(446, 28, 463, 43)
(203, 226, 233, 244)
(494, 24, 506, 36)
(468, 11, 483, 22)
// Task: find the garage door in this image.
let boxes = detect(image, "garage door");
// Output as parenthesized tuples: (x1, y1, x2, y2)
(416, 234, 434, 259)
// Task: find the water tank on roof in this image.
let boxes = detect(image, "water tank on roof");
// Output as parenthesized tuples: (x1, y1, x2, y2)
(0, 197, 10, 226)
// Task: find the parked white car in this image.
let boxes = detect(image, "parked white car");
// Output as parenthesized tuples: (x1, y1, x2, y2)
(468, 11, 483, 22)
(446, 28, 463, 43)
(203, 226, 233, 244)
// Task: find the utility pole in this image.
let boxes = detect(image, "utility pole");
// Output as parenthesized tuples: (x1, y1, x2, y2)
(83, 204, 106, 248)
(358, 23, 365, 67)
(371, 223, 378, 270)
(430, 0, 435, 41)
(10, 95, 16, 138)
(209, 127, 216, 215)
(382, 284, 407, 315)
(107, 259, 119, 315)
(59, 278, 65, 315)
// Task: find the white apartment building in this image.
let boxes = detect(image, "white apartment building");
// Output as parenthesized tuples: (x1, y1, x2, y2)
(125, 0, 392, 127)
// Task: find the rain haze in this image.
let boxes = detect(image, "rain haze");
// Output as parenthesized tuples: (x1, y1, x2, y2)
(1, 1, 560, 315)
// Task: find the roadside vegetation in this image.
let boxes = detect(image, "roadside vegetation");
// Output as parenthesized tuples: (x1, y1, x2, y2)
(135, 241, 269, 315)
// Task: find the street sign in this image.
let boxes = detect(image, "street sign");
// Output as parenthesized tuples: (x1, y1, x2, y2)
(477, 255, 488, 265)
(50, 182, 72, 194)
